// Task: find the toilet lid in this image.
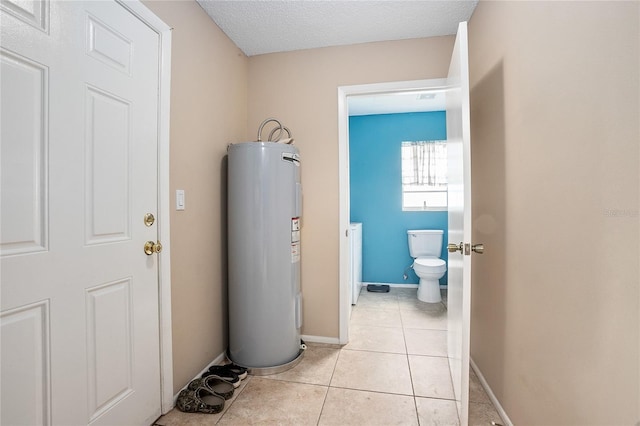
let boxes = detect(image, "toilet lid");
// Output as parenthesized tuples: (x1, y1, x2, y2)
(415, 258, 445, 268)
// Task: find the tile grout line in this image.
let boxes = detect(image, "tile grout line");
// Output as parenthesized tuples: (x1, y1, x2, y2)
(316, 343, 343, 426)
(326, 383, 456, 399)
(214, 375, 252, 425)
(445, 355, 462, 425)
(340, 347, 412, 356)
(398, 297, 426, 425)
(400, 307, 422, 426)
(402, 290, 451, 425)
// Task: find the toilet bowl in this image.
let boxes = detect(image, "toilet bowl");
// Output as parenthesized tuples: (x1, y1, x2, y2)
(413, 257, 446, 303)
(407, 230, 447, 303)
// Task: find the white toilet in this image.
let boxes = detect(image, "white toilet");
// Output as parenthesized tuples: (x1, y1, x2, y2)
(407, 229, 447, 303)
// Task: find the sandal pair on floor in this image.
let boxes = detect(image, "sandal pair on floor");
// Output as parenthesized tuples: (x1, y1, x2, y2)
(176, 363, 248, 414)
(176, 374, 235, 414)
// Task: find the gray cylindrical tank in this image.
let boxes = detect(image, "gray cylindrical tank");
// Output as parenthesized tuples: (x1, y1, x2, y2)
(227, 141, 302, 368)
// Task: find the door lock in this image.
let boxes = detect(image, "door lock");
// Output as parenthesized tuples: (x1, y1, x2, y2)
(447, 242, 463, 253)
(472, 243, 484, 254)
(144, 240, 163, 255)
(143, 213, 155, 227)
(448, 242, 485, 254)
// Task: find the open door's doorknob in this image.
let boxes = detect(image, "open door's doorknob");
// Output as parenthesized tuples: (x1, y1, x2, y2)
(144, 241, 163, 255)
(447, 242, 463, 253)
(472, 243, 484, 254)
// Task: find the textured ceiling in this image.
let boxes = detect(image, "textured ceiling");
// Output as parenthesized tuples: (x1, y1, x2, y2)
(197, 1, 476, 114)
(197, 0, 478, 57)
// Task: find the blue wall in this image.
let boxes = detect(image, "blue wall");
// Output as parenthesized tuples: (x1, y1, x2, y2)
(349, 111, 448, 286)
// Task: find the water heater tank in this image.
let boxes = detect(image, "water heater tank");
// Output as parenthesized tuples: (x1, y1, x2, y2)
(227, 141, 303, 371)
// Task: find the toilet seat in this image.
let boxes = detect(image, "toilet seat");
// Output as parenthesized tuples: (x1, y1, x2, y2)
(414, 258, 445, 268)
(414, 257, 446, 274)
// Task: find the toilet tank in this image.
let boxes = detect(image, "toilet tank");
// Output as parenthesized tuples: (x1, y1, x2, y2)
(407, 229, 444, 258)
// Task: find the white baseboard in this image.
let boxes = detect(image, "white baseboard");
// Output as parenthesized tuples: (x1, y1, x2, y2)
(362, 282, 448, 289)
(363, 282, 417, 288)
(470, 357, 513, 426)
(301, 334, 341, 345)
(172, 350, 227, 405)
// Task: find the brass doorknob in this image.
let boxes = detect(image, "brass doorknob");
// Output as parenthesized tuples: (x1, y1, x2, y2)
(472, 243, 484, 254)
(144, 240, 163, 255)
(447, 242, 463, 253)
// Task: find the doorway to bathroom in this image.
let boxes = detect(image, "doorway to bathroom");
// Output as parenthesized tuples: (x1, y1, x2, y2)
(338, 78, 466, 421)
(338, 21, 473, 418)
(338, 78, 450, 340)
(348, 101, 450, 294)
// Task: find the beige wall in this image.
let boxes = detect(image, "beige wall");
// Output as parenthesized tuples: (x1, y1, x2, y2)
(143, 3, 640, 417)
(468, 1, 639, 424)
(247, 38, 455, 337)
(143, 0, 248, 393)
(141, 1, 454, 394)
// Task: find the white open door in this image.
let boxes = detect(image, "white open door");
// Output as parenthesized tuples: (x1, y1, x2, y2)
(1, 1, 170, 424)
(446, 21, 474, 425)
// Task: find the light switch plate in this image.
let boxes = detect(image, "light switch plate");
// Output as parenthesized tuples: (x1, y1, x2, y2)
(176, 189, 185, 210)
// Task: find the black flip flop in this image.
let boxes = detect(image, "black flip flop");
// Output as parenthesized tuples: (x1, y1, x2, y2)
(202, 367, 240, 388)
(222, 363, 248, 380)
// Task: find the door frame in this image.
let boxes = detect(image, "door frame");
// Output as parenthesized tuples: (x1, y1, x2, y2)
(337, 78, 447, 344)
(115, 0, 174, 414)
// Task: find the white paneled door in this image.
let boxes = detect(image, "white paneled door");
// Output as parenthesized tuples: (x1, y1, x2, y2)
(446, 22, 473, 425)
(1, 1, 162, 425)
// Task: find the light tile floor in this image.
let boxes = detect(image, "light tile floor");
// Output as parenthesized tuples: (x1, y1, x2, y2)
(155, 287, 503, 425)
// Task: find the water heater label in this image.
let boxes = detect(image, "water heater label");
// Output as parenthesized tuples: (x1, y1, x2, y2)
(291, 219, 301, 242)
(291, 243, 300, 263)
(291, 218, 301, 262)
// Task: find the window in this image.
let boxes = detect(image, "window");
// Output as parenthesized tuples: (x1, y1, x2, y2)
(401, 140, 447, 211)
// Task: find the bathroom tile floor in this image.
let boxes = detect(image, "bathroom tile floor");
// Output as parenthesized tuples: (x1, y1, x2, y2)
(155, 287, 503, 426)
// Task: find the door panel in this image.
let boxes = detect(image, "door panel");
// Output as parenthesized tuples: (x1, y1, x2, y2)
(87, 15, 133, 75)
(446, 21, 473, 425)
(0, 300, 51, 425)
(86, 278, 134, 422)
(0, 48, 48, 256)
(1, 1, 162, 424)
(0, 0, 49, 33)
(84, 85, 131, 245)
